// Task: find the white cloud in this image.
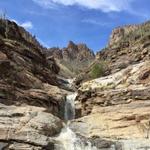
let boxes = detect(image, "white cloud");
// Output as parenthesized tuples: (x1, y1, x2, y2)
(82, 19, 110, 26)
(21, 21, 33, 29)
(11, 19, 33, 30)
(32, 0, 57, 9)
(32, 0, 134, 12)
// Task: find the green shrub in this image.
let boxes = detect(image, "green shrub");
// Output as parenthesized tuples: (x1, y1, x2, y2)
(90, 62, 106, 79)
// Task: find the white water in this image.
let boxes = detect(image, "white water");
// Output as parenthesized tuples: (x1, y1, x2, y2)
(56, 125, 97, 150)
(55, 79, 150, 150)
(64, 93, 77, 121)
(120, 139, 150, 150)
(55, 92, 97, 150)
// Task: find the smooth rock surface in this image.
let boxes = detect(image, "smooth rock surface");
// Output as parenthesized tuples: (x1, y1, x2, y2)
(0, 103, 63, 149)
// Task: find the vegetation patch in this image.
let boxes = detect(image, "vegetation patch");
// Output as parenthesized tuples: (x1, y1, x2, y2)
(90, 61, 107, 79)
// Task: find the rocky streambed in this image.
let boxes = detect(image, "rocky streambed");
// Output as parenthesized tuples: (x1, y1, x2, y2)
(52, 85, 98, 150)
(51, 80, 118, 150)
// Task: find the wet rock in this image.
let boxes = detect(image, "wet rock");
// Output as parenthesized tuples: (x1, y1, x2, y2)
(89, 136, 115, 149)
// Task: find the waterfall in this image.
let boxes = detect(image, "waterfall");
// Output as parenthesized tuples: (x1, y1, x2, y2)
(55, 92, 98, 150)
(64, 93, 77, 121)
(54, 79, 150, 150)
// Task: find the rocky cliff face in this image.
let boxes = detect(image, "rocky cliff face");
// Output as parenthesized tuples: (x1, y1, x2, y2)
(75, 21, 150, 85)
(0, 19, 45, 50)
(108, 25, 139, 46)
(47, 41, 95, 78)
(1, 17, 150, 149)
(0, 19, 69, 149)
(71, 21, 150, 149)
(72, 61, 150, 149)
(97, 21, 150, 74)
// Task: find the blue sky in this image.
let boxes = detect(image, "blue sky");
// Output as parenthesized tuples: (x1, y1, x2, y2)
(0, 0, 150, 51)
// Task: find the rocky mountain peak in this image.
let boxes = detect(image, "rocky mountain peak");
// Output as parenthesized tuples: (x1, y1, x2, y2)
(66, 41, 95, 60)
(77, 43, 88, 49)
(67, 41, 78, 49)
(47, 41, 95, 77)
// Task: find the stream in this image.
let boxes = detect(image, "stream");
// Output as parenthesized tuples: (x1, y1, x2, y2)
(55, 92, 97, 150)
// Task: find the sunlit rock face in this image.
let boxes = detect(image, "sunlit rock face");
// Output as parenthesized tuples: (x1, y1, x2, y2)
(96, 21, 150, 75)
(72, 60, 150, 149)
(75, 21, 150, 84)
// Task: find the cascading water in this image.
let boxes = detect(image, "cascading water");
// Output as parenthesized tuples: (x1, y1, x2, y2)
(55, 126, 97, 150)
(55, 79, 150, 150)
(64, 93, 77, 121)
(55, 92, 97, 150)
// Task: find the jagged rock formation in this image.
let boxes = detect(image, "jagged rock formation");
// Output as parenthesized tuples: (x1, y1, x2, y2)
(0, 19, 45, 50)
(0, 19, 69, 149)
(97, 21, 150, 74)
(72, 61, 150, 149)
(1, 17, 150, 149)
(75, 21, 150, 85)
(71, 21, 150, 149)
(47, 41, 95, 78)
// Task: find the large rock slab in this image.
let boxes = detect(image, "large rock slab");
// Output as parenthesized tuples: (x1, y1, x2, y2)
(0, 103, 63, 149)
(71, 100, 150, 149)
(72, 61, 150, 149)
(77, 61, 150, 116)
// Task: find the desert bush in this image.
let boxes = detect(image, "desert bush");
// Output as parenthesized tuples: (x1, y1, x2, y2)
(90, 61, 107, 79)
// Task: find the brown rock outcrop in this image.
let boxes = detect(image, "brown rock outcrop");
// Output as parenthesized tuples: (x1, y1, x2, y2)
(47, 41, 95, 78)
(0, 19, 69, 149)
(0, 19, 67, 112)
(96, 21, 150, 75)
(71, 61, 150, 148)
(76, 21, 150, 86)
(0, 37, 66, 118)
